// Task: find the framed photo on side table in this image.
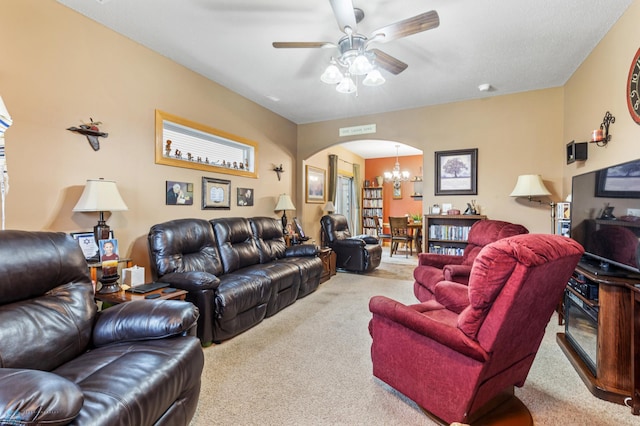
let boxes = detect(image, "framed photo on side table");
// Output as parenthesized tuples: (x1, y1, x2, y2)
(202, 177, 231, 209)
(305, 165, 326, 203)
(435, 148, 478, 196)
(71, 231, 114, 261)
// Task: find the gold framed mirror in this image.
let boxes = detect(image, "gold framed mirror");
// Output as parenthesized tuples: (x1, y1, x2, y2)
(155, 110, 258, 178)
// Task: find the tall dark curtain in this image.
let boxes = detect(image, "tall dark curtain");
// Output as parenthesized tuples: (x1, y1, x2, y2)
(353, 163, 361, 232)
(328, 154, 338, 204)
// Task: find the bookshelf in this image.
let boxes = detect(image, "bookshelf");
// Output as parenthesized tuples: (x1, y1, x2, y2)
(362, 187, 383, 236)
(425, 214, 486, 255)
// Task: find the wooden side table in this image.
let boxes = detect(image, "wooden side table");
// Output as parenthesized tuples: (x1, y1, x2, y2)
(319, 247, 336, 283)
(95, 286, 187, 306)
(88, 258, 133, 283)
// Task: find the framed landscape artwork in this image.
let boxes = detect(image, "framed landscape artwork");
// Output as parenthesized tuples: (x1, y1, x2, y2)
(435, 148, 478, 196)
(305, 166, 326, 203)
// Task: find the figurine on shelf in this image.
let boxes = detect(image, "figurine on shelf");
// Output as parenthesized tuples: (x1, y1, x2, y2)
(464, 200, 478, 215)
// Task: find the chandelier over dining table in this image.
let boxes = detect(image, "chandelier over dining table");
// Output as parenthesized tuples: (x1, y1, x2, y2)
(384, 145, 410, 183)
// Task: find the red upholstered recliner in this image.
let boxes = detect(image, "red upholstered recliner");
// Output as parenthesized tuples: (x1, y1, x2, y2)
(369, 234, 584, 424)
(413, 219, 528, 302)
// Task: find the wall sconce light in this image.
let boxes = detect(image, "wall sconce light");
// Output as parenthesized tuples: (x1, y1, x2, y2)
(273, 164, 284, 181)
(590, 111, 615, 147)
(510, 174, 556, 233)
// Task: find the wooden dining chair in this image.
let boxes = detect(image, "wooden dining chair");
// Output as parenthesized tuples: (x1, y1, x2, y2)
(389, 216, 412, 258)
(374, 216, 391, 247)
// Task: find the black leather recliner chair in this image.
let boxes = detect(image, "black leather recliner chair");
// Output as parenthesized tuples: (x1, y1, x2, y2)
(0, 231, 203, 426)
(321, 214, 382, 273)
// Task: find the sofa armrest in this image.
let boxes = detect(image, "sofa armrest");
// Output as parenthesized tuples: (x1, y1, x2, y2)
(443, 264, 472, 283)
(369, 296, 488, 362)
(157, 271, 220, 292)
(434, 280, 470, 314)
(417, 252, 464, 268)
(0, 368, 83, 425)
(353, 235, 379, 245)
(93, 300, 200, 347)
(332, 238, 365, 248)
(285, 244, 318, 257)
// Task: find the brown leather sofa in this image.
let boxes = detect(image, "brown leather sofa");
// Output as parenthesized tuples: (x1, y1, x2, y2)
(148, 216, 323, 346)
(0, 231, 203, 426)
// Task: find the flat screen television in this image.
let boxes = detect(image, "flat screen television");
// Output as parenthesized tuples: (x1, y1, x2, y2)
(570, 158, 640, 277)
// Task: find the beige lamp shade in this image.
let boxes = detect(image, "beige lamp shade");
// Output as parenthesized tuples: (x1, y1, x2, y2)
(322, 200, 336, 213)
(510, 174, 551, 198)
(274, 194, 296, 212)
(73, 179, 128, 212)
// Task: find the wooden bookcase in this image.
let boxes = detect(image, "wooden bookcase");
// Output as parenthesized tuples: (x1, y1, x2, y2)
(362, 187, 383, 237)
(424, 214, 486, 255)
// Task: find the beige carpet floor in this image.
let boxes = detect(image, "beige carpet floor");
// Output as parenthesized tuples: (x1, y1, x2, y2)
(191, 252, 637, 425)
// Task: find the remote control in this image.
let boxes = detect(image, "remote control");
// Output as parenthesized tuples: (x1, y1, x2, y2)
(162, 288, 178, 293)
(145, 293, 161, 299)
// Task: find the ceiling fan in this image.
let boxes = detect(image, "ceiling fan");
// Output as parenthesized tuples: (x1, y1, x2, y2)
(272, 0, 439, 93)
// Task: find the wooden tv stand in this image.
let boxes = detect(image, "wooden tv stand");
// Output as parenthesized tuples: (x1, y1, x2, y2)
(557, 264, 640, 414)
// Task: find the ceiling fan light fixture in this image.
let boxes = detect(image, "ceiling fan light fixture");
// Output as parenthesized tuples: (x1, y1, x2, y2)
(321, 63, 344, 84)
(336, 75, 356, 94)
(363, 69, 385, 86)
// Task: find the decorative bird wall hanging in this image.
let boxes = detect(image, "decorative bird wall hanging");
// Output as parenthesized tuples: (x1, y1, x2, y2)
(273, 164, 284, 181)
(67, 118, 108, 151)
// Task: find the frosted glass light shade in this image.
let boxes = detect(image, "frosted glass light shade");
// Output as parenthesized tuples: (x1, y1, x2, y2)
(336, 76, 356, 94)
(349, 54, 373, 75)
(321, 64, 343, 84)
(363, 69, 385, 86)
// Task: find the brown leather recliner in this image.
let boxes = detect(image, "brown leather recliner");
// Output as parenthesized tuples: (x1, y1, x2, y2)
(0, 231, 203, 426)
(321, 214, 382, 273)
(413, 219, 529, 302)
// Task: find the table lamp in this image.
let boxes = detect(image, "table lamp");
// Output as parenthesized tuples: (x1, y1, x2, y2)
(73, 178, 128, 249)
(322, 200, 336, 214)
(275, 194, 296, 234)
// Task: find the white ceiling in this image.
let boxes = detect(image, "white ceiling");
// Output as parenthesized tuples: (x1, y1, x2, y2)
(56, 0, 632, 158)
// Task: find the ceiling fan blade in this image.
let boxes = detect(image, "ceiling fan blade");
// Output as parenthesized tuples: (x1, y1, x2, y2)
(329, 0, 357, 33)
(273, 42, 335, 49)
(371, 49, 408, 75)
(371, 10, 440, 43)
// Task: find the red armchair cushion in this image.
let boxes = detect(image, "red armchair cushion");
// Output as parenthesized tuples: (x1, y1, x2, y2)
(434, 280, 470, 313)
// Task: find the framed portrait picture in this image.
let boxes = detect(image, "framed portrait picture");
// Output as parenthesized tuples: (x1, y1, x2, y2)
(392, 181, 402, 199)
(435, 148, 478, 196)
(166, 181, 194, 205)
(237, 187, 254, 206)
(305, 165, 326, 203)
(71, 231, 114, 261)
(202, 177, 231, 209)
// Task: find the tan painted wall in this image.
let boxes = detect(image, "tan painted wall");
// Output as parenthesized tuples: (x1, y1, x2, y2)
(1, 0, 297, 278)
(563, 0, 640, 192)
(299, 88, 565, 235)
(302, 145, 365, 242)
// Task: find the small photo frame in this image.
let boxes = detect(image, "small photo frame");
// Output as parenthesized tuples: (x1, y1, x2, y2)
(237, 187, 254, 206)
(435, 148, 478, 196)
(202, 177, 231, 209)
(305, 165, 326, 204)
(71, 231, 114, 261)
(166, 181, 194, 205)
(98, 238, 120, 262)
